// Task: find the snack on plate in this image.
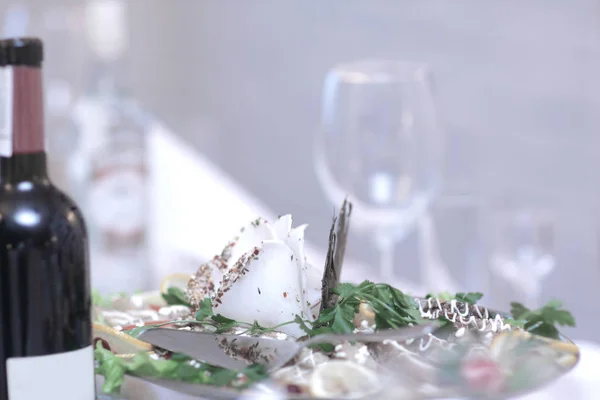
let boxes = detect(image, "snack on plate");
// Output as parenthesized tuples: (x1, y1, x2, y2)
(93, 200, 579, 399)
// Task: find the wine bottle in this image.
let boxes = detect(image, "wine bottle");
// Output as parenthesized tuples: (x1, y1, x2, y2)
(0, 38, 95, 399)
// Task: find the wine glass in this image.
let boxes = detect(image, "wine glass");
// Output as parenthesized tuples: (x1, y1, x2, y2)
(314, 60, 444, 283)
(486, 201, 556, 309)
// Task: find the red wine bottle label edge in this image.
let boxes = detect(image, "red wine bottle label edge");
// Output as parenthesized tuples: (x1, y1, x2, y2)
(0, 66, 14, 157)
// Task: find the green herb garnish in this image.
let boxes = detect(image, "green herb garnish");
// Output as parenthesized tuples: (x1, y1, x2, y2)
(426, 291, 453, 301)
(193, 297, 213, 321)
(307, 280, 422, 337)
(510, 299, 576, 340)
(94, 342, 268, 394)
(504, 317, 525, 329)
(425, 291, 483, 305)
(161, 287, 192, 307)
(190, 281, 420, 340)
(210, 314, 240, 333)
(455, 292, 483, 305)
(92, 289, 112, 308)
(188, 297, 297, 335)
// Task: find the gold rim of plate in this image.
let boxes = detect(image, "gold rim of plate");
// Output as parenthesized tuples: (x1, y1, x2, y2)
(159, 273, 192, 294)
(93, 323, 153, 352)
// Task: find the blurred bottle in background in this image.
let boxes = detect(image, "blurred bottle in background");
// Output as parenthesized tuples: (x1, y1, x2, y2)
(70, 0, 150, 293)
(41, 3, 81, 192)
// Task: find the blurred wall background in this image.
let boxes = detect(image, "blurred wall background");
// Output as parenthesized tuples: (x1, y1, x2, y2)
(2, 0, 600, 340)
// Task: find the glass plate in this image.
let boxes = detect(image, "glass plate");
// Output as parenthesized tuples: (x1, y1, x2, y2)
(93, 292, 580, 399)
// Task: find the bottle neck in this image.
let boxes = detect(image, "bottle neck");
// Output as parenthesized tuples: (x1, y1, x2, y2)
(0, 153, 48, 182)
(0, 65, 48, 182)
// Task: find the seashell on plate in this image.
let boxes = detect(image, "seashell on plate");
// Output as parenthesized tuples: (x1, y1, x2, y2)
(157, 304, 193, 320)
(125, 309, 161, 322)
(271, 366, 313, 395)
(534, 337, 579, 370)
(96, 310, 146, 329)
(547, 340, 580, 369)
(309, 360, 381, 399)
(97, 291, 167, 313)
(295, 348, 330, 369)
(368, 341, 439, 386)
(93, 323, 153, 356)
(129, 290, 168, 310)
(333, 342, 377, 369)
(489, 330, 580, 370)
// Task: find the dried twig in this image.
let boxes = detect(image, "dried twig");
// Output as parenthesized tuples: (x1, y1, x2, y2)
(320, 198, 353, 311)
(334, 199, 352, 276)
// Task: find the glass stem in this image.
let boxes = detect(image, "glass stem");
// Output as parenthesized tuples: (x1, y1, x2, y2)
(524, 277, 542, 308)
(375, 234, 396, 283)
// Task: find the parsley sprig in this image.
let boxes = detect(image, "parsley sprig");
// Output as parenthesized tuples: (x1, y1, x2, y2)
(455, 292, 484, 305)
(422, 292, 576, 341)
(301, 280, 422, 338)
(161, 288, 293, 335)
(172, 281, 422, 340)
(424, 291, 483, 305)
(510, 299, 576, 340)
(192, 297, 297, 335)
(162, 287, 192, 307)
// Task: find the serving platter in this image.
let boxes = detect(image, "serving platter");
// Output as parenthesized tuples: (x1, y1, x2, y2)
(93, 292, 579, 399)
(93, 201, 579, 399)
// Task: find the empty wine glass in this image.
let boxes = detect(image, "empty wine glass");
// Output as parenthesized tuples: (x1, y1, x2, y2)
(486, 201, 556, 309)
(314, 60, 444, 283)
